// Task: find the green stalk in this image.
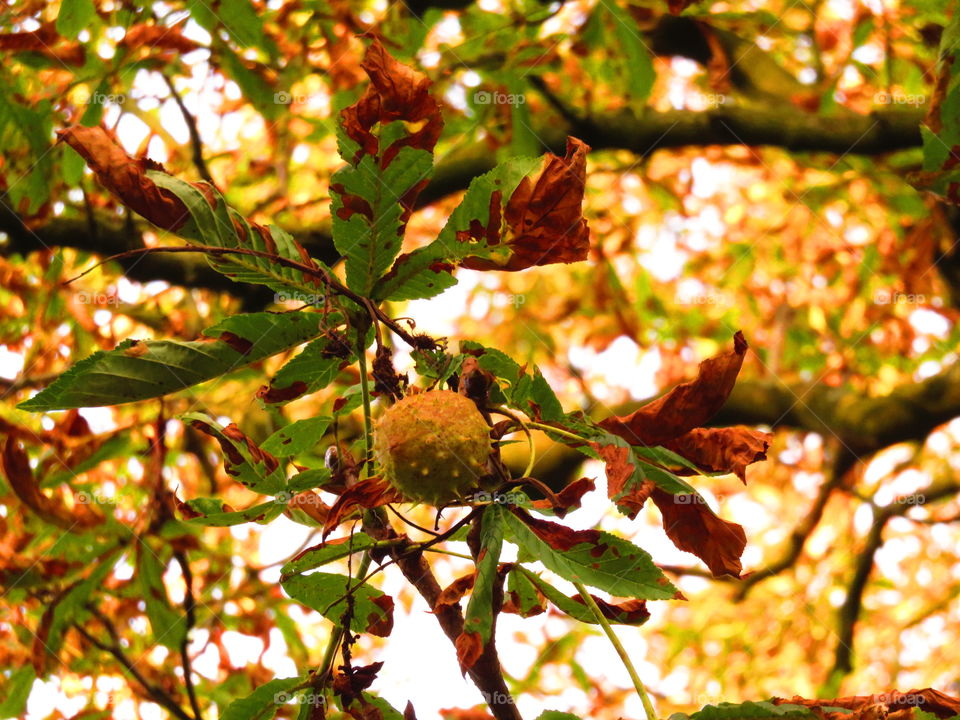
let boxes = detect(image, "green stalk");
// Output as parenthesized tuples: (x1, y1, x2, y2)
(318, 319, 377, 684)
(317, 552, 373, 681)
(573, 581, 658, 720)
(526, 421, 587, 444)
(356, 327, 375, 473)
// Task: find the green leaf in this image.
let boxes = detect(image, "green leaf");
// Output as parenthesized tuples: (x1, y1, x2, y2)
(19, 312, 325, 411)
(506, 563, 543, 617)
(42, 549, 121, 663)
(183, 499, 286, 526)
(332, 141, 433, 295)
(148, 172, 326, 291)
(501, 510, 678, 599)
(215, 43, 281, 121)
(220, 0, 270, 49)
(0, 666, 36, 718)
(683, 701, 822, 720)
(137, 541, 187, 649)
(605, 2, 655, 102)
(373, 156, 539, 301)
(463, 504, 505, 646)
(286, 468, 332, 494)
(535, 713, 582, 720)
(56, 0, 95, 38)
(181, 413, 286, 494)
(515, 566, 650, 625)
(262, 334, 352, 405)
(282, 572, 393, 636)
(262, 416, 332, 457)
(221, 677, 304, 720)
(460, 342, 564, 420)
(281, 533, 379, 577)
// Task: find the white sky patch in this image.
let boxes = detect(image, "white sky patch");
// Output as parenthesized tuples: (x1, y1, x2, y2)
(909, 308, 950, 338)
(568, 336, 661, 400)
(0, 345, 24, 379)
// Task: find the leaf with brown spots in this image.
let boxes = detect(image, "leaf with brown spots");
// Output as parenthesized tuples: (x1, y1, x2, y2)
(599, 331, 749, 446)
(20, 312, 327, 412)
(461, 137, 591, 272)
(502, 508, 679, 599)
(460, 504, 505, 670)
(514, 566, 652, 625)
(651, 487, 747, 578)
(332, 40, 443, 296)
(281, 571, 394, 637)
(182, 412, 286, 495)
(57, 126, 328, 295)
(374, 140, 590, 301)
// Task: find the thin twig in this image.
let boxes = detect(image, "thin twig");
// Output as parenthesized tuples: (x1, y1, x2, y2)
(162, 74, 217, 188)
(573, 581, 658, 720)
(76, 620, 194, 720)
(173, 549, 202, 720)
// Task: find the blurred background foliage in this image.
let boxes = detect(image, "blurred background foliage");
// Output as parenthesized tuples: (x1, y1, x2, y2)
(1, 0, 960, 718)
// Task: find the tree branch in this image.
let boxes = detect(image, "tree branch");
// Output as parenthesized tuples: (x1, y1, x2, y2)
(831, 481, 960, 679)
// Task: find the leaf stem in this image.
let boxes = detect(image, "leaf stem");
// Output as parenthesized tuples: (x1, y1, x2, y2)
(526, 421, 587, 444)
(573, 580, 658, 720)
(317, 550, 373, 681)
(356, 321, 375, 472)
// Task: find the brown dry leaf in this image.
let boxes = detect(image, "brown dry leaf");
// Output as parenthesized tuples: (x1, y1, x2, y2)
(455, 630, 483, 673)
(666, 426, 773, 483)
(462, 137, 591, 272)
(599, 331, 748, 446)
(775, 690, 960, 720)
(2, 438, 102, 530)
(0, 23, 85, 65)
(323, 476, 404, 539)
(287, 491, 330, 524)
(119, 24, 202, 54)
(651, 487, 746, 578)
(591, 441, 654, 518)
(436, 573, 476, 610)
(531, 476, 597, 515)
(57, 126, 193, 231)
(338, 38, 442, 221)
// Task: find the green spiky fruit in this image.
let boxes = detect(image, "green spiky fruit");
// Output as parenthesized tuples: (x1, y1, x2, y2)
(374, 390, 491, 505)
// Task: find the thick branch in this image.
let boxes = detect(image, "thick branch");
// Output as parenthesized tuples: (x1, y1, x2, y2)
(364, 513, 521, 720)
